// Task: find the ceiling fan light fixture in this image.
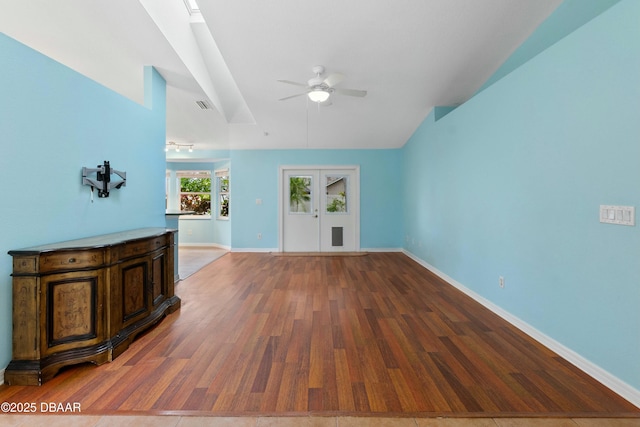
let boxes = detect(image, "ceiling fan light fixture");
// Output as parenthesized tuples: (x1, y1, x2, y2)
(308, 89, 330, 103)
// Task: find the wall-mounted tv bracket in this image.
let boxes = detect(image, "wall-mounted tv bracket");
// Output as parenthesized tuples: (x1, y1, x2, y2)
(82, 160, 126, 199)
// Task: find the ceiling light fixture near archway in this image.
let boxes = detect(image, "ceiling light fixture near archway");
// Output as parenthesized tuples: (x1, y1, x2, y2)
(166, 141, 194, 152)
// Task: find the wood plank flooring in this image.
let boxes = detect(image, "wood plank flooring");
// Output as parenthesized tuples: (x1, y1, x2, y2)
(0, 252, 638, 418)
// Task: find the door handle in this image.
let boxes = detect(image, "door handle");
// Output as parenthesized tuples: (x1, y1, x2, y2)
(314, 215, 318, 218)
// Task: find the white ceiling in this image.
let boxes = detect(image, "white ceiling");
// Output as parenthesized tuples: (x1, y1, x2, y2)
(1, 0, 562, 151)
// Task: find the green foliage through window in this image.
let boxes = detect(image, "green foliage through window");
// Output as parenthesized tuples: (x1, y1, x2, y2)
(217, 175, 229, 218)
(179, 173, 211, 215)
(326, 191, 346, 212)
(289, 176, 311, 212)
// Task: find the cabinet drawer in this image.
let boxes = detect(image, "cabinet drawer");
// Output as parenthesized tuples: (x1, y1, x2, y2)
(40, 249, 106, 273)
(119, 236, 167, 259)
(13, 256, 37, 274)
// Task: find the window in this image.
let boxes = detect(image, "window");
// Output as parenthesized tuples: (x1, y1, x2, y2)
(178, 170, 211, 215)
(289, 175, 312, 213)
(325, 175, 348, 213)
(183, 0, 200, 14)
(216, 169, 229, 219)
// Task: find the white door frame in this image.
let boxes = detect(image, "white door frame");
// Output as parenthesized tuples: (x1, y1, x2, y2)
(278, 165, 360, 252)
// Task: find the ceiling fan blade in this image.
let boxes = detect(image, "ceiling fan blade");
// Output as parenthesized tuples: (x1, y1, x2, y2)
(323, 72, 344, 88)
(334, 87, 367, 97)
(278, 92, 308, 101)
(277, 79, 308, 87)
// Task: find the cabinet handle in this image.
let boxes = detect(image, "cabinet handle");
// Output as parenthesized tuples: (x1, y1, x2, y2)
(68, 258, 76, 263)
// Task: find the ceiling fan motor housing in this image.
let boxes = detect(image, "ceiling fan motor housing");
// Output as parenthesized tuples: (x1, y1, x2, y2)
(308, 76, 326, 87)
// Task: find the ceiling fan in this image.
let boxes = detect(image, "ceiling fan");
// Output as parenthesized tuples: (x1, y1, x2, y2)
(277, 65, 367, 103)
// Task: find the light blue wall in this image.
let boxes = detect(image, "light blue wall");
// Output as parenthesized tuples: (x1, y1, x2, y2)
(403, 0, 640, 391)
(0, 35, 167, 370)
(477, 0, 622, 94)
(230, 149, 403, 250)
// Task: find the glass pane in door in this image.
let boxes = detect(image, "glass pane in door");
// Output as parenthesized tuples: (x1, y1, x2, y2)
(325, 175, 348, 213)
(289, 176, 313, 214)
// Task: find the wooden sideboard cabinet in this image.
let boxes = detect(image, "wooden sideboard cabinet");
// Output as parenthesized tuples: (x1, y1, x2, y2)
(5, 228, 180, 385)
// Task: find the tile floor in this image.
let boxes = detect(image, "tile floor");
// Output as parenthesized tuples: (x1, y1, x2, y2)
(0, 416, 639, 427)
(178, 246, 228, 279)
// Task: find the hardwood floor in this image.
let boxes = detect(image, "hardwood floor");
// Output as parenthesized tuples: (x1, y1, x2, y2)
(0, 252, 638, 419)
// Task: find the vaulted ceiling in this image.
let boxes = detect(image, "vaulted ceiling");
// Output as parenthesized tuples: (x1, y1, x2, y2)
(1, 0, 562, 151)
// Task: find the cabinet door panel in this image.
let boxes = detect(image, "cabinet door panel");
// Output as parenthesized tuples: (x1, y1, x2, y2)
(49, 278, 96, 344)
(151, 251, 166, 306)
(42, 271, 104, 357)
(121, 261, 149, 323)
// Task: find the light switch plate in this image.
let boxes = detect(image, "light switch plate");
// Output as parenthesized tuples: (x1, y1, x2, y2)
(600, 205, 635, 226)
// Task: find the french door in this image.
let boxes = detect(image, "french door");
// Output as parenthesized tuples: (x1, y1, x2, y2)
(280, 166, 359, 252)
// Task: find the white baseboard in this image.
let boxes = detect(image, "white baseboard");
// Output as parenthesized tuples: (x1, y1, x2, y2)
(231, 248, 278, 253)
(228, 248, 402, 253)
(402, 249, 640, 408)
(179, 243, 230, 250)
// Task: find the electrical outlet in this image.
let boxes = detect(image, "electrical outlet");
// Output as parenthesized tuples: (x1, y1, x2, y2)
(257, 233, 262, 240)
(499, 276, 505, 288)
(187, 229, 192, 236)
